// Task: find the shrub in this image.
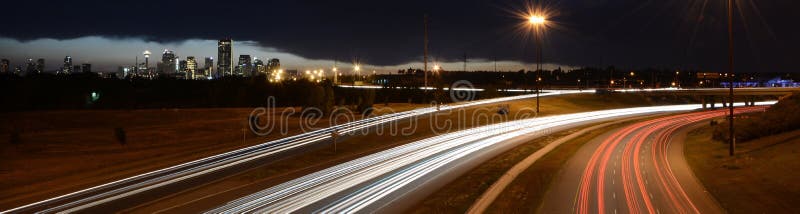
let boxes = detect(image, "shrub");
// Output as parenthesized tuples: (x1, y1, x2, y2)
(713, 93, 800, 143)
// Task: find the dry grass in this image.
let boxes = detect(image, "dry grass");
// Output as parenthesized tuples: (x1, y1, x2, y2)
(0, 107, 340, 209)
(685, 124, 800, 213)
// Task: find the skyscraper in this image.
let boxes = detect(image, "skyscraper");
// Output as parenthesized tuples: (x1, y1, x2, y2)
(36, 58, 45, 73)
(204, 57, 214, 77)
(217, 39, 233, 77)
(238, 55, 252, 76)
(161, 49, 177, 74)
(179, 60, 188, 78)
(253, 58, 266, 75)
(81, 63, 92, 73)
(1, 59, 9, 73)
(143, 50, 152, 75)
(186, 56, 197, 79)
(267, 58, 281, 72)
(25, 59, 36, 74)
(62, 56, 73, 74)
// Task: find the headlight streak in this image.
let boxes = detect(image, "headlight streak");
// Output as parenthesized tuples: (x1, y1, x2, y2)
(6, 90, 587, 213)
(207, 101, 776, 213)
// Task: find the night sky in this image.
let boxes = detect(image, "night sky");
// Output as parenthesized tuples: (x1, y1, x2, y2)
(2, 0, 798, 72)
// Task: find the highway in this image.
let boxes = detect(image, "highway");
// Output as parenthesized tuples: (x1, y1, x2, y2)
(3, 90, 585, 213)
(540, 105, 769, 214)
(208, 102, 774, 213)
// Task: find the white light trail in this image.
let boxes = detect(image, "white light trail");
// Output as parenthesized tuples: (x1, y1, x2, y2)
(5, 91, 586, 213)
(207, 101, 776, 213)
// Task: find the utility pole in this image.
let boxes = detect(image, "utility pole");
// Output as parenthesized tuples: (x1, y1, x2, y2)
(727, 0, 736, 156)
(424, 14, 429, 89)
(333, 60, 338, 84)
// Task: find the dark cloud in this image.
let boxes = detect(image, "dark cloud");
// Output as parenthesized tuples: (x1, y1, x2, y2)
(3, 0, 799, 71)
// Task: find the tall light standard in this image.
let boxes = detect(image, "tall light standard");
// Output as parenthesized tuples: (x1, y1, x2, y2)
(528, 14, 546, 113)
(727, 0, 736, 156)
(354, 65, 361, 83)
(332, 67, 338, 84)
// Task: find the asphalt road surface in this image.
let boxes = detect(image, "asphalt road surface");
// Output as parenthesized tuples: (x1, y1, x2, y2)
(541, 106, 768, 214)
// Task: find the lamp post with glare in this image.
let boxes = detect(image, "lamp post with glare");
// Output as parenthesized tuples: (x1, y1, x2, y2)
(332, 67, 338, 84)
(354, 65, 361, 84)
(528, 14, 546, 113)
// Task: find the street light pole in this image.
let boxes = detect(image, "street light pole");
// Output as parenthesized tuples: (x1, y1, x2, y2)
(424, 14, 429, 89)
(727, 0, 736, 156)
(528, 14, 545, 113)
(535, 27, 540, 113)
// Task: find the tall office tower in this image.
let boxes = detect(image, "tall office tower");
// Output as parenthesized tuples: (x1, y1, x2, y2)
(179, 60, 188, 79)
(81, 63, 92, 73)
(25, 59, 36, 74)
(36, 58, 45, 73)
(217, 39, 233, 77)
(161, 49, 177, 74)
(62, 56, 73, 74)
(253, 58, 265, 75)
(204, 57, 214, 77)
(266, 58, 281, 72)
(143, 50, 151, 74)
(1, 59, 9, 73)
(186, 56, 197, 79)
(237, 55, 252, 76)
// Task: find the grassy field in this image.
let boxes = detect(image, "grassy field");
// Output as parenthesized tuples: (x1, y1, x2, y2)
(685, 123, 800, 213)
(0, 93, 681, 210)
(0, 106, 360, 209)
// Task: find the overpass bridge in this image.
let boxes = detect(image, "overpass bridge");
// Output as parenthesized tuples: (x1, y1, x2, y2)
(613, 87, 799, 108)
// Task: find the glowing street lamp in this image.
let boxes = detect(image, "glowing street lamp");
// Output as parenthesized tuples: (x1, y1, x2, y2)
(332, 67, 339, 84)
(354, 65, 361, 83)
(528, 15, 546, 25)
(527, 13, 547, 113)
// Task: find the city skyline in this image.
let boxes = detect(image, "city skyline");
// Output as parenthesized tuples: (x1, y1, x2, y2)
(0, 36, 577, 73)
(1, 0, 797, 73)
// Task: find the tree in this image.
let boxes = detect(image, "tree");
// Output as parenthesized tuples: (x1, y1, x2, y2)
(357, 89, 376, 114)
(322, 81, 335, 115)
